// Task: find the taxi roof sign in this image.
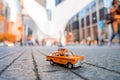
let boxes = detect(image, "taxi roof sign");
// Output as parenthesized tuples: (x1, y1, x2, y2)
(58, 48, 69, 52)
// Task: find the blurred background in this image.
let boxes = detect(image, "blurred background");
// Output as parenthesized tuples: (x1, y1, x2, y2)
(0, 0, 119, 47)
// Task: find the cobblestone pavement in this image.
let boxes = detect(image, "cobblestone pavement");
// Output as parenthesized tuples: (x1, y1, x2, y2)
(0, 46, 120, 80)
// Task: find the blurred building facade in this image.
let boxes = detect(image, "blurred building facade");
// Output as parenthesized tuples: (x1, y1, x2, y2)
(35, 0, 46, 7)
(21, 0, 47, 45)
(55, 0, 64, 6)
(0, 0, 5, 34)
(46, 0, 64, 20)
(0, 0, 25, 45)
(0, 0, 47, 45)
(65, 0, 112, 44)
(65, 14, 79, 44)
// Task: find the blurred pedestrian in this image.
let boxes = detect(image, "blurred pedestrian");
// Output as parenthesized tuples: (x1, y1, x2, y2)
(106, 0, 120, 46)
(20, 39, 23, 46)
(87, 36, 92, 46)
(99, 19, 105, 45)
(95, 31, 99, 45)
(100, 32, 105, 46)
(35, 39, 39, 45)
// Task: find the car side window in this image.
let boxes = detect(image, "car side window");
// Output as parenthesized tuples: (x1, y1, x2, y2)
(56, 54, 60, 56)
(55, 53, 60, 56)
(66, 54, 69, 57)
(66, 52, 72, 57)
(60, 53, 64, 56)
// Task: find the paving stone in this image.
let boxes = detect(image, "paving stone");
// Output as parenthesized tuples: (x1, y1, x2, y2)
(0, 48, 35, 80)
(0, 46, 120, 80)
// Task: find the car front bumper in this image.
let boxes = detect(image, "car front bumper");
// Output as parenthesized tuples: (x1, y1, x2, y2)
(74, 60, 83, 67)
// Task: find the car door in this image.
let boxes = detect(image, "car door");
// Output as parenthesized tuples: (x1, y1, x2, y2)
(54, 52, 60, 63)
(58, 52, 65, 64)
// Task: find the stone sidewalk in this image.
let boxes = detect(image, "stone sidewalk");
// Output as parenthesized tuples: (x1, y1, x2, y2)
(0, 46, 120, 80)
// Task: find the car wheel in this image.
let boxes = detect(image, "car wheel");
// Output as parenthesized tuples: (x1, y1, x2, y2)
(67, 63, 73, 69)
(50, 60, 54, 65)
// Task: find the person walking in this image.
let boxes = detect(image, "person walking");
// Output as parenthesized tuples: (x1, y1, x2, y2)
(100, 32, 105, 46)
(87, 36, 92, 46)
(107, 0, 120, 46)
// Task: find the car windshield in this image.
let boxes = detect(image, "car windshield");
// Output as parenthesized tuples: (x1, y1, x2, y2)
(66, 51, 73, 57)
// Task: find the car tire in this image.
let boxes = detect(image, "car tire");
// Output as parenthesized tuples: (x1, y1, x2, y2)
(67, 63, 73, 69)
(50, 60, 54, 65)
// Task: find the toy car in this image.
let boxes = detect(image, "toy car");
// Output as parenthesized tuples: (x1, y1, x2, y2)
(46, 48, 84, 69)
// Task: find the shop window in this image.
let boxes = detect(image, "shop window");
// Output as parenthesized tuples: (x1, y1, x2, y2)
(99, 7, 107, 20)
(81, 18, 84, 28)
(92, 12, 97, 24)
(86, 15, 90, 26)
(72, 21, 79, 30)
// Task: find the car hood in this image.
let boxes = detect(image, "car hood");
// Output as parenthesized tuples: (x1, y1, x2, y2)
(72, 55, 84, 61)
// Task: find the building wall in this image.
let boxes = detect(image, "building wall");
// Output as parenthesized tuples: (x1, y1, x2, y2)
(65, 0, 111, 44)
(35, 0, 46, 7)
(65, 14, 79, 44)
(0, 0, 24, 43)
(0, 1, 5, 34)
(78, 0, 108, 41)
(55, 0, 64, 6)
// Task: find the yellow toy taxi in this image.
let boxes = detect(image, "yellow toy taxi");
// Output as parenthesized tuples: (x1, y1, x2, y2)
(46, 48, 84, 69)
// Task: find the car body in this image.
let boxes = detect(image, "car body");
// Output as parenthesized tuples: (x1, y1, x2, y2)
(46, 48, 84, 69)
